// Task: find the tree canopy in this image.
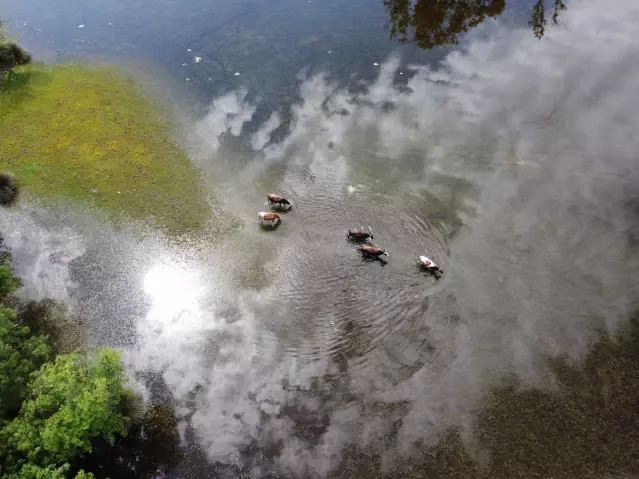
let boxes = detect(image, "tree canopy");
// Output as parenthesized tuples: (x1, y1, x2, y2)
(0, 173, 18, 206)
(0, 42, 31, 85)
(0, 235, 183, 478)
(0, 264, 20, 302)
(2, 463, 92, 479)
(0, 307, 49, 418)
(0, 19, 32, 86)
(0, 243, 123, 479)
(1, 349, 129, 469)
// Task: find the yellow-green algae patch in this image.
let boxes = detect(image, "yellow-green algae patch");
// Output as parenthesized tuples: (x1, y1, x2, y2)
(0, 63, 210, 233)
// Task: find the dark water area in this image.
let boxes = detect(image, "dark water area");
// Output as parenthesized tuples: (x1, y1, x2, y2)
(3, 0, 538, 114)
(4, 0, 639, 478)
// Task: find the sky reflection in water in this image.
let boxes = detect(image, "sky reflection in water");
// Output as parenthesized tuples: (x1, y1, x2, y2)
(4, 0, 547, 110)
(5, 0, 639, 478)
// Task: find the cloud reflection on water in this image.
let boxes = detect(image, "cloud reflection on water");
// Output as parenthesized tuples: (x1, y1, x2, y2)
(2, 0, 639, 476)
(184, 0, 639, 474)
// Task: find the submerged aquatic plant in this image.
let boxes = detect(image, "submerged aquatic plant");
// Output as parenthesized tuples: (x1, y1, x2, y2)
(0, 172, 17, 205)
(0, 265, 20, 304)
(119, 388, 146, 426)
(0, 235, 20, 305)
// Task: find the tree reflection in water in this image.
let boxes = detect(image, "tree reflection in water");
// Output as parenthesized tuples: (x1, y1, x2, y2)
(530, 0, 567, 38)
(384, 0, 567, 49)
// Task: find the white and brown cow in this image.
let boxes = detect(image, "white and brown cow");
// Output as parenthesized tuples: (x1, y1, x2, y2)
(417, 255, 443, 276)
(258, 211, 282, 227)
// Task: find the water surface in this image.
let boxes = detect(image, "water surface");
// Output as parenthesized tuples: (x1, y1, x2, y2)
(3, 0, 639, 478)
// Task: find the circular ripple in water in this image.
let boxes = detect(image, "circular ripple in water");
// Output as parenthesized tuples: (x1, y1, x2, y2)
(222, 153, 456, 377)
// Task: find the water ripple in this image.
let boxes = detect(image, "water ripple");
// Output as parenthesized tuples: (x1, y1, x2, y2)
(227, 155, 454, 375)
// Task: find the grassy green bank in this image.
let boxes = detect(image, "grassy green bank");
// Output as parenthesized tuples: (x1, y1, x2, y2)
(0, 63, 210, 233)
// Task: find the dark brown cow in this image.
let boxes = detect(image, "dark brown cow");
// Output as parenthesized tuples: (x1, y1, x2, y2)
(267, 194, 292, 210)
(359, 244, 388, 258)
(347, 228, 373, 242)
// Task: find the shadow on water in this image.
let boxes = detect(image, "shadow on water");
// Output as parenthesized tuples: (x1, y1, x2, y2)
(383, 0, 567, 49)
(18, 298, 87, 357)
(0, 66, 51, 110)
(71, 402, 184, 479)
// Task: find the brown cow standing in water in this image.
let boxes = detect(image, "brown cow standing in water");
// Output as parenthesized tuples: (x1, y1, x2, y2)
(267, 194, 292, 211)
(359, 244, 388, 258)
(258, 211, 282, 227)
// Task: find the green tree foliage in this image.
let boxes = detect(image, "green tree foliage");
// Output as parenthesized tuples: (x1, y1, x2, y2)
(0, 233, 11, 265)
(0, 234, 17, 304)
(1, 349, 129, 473)
(3, 463, 93, 479)
(0, 234, 155, 479)
(0, 307, 49, 419)
(0, 265, 20, 303)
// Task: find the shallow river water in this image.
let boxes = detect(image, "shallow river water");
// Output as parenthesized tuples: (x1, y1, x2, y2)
(3, 0, 639, 477)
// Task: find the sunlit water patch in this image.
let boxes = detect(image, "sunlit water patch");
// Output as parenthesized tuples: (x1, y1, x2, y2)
(143, 262, 206, 323)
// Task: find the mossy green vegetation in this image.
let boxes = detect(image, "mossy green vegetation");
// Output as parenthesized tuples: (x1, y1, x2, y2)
(0, 63, 211, 233)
